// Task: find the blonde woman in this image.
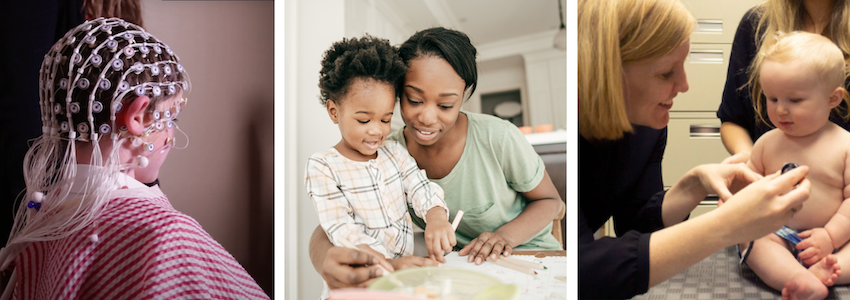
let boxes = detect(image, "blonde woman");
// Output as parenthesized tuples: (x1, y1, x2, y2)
(579, 0, 812, 298)
(719, 0, 850, 164)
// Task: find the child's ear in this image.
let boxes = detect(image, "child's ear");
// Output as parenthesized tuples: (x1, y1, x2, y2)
(119, 96, 151, 136)
(829, 87, 845, 108)
(326, 100, 340, 124)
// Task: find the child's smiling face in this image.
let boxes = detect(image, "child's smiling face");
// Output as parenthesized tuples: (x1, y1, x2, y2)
(328, 78, 396, 161)
(761, 60, 843, 137)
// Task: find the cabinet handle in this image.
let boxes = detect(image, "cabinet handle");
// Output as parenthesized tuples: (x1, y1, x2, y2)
(695, 20, 723, 33)
(689, 49, 724, 63)
(690, 124, 720, 138)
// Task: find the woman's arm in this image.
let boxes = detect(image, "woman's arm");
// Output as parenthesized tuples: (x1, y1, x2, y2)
(458, 171, 563, 264)
(720, 122, 754, 162)
(717, 8, 760, 164)
(309, 225, 438, 288)
(649, 166, 810, 286)
(309, 225, 395, 289)
(662, 163, 761, 226)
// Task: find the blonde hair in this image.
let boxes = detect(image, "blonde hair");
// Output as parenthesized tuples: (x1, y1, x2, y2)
(747, 0, 850, 125)
(578, 0, 695, 140)
(751, 31, 850, 124)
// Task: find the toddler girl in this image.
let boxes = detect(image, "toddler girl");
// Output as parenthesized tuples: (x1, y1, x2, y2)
(305, 35, 455, 298)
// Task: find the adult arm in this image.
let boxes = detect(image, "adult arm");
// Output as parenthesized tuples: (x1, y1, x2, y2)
(580, 166, 811, 298)
(309, 225, 394, 289)
(309, 225, 436, 288)
(458, 171, 563, 264)
(720, 122, 753, 163)
(649, 167, 809, 286)
(718, 8, 761, 161)
(457, 121, 563, 263)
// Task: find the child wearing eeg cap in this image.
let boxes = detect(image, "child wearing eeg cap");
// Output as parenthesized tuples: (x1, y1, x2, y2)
(0, 18, 268, 299)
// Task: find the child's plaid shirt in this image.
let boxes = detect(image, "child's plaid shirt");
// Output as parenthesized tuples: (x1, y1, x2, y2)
(305, 140, 448, 258)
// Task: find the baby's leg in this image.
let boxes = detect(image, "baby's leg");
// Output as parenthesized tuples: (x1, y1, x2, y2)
(827, 244, 850, 285)
(748, 234, 828, 300)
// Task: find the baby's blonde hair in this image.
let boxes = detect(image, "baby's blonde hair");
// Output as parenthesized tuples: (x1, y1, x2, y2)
(751, 31, 850, 126)
(578, 0, 695, 140)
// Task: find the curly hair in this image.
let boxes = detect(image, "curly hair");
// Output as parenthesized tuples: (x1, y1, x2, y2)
(318, 35, 406, 105)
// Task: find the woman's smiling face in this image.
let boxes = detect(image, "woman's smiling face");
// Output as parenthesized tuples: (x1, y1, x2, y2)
(400, 56, 466, 147)
(621, 41, 690, 129)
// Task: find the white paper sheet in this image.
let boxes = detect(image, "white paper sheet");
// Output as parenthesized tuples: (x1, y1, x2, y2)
(440, 252, 567, 300)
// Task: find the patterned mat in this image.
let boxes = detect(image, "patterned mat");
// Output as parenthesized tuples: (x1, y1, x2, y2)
(632, 246, 850, 299)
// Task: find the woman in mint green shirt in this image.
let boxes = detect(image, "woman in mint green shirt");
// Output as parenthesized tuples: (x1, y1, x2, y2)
(390, 27, 563, 261)
(310, 27, 564, 288)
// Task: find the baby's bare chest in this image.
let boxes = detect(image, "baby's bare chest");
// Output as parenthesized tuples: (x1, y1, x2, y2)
(761, 134, 849, 189)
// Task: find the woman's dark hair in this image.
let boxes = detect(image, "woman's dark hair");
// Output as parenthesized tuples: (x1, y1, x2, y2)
(318, 35, 406, 105)
(398, 27, 478, 100)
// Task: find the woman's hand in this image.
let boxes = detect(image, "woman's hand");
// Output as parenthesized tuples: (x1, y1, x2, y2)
(321, 246, 395, 289)
(716, 166, 811, 244)
(458, 232, 513, 265)
(664, 163, 762, 226)
(692, 163, 762, 202)
(796, 228, 834, 267)
(388, 256, 439, 270)
(425, 217, 456, 263)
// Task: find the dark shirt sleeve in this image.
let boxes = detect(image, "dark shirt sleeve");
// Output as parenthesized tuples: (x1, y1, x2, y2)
(578, 127, 669, 299)
(612, 128, 668, 235)
(579, 209, 653, 299)
(717, 8, 762, 141)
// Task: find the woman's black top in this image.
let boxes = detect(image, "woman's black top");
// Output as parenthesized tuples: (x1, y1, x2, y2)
(579, 125, 668, 299)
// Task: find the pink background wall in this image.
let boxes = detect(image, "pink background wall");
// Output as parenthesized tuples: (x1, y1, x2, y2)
(142, 1, 274, 296)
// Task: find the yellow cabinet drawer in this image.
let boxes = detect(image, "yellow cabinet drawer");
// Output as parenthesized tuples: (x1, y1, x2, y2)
(681, 0, 763, 44)
(662, 115, 731, 186)
(672, 43, 731, 112)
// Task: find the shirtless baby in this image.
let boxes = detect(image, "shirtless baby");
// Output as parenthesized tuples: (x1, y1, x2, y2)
(744, 31, 850, 300)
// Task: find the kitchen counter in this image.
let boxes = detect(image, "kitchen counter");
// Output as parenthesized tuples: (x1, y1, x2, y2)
(524, 129, 566, 146)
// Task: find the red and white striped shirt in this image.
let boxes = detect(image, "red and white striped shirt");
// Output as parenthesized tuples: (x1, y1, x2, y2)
(12, 169, 269, 300)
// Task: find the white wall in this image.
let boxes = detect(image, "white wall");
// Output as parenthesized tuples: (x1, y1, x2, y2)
(524, 49, 567, 130)
(475, 31, 567, 130)
(287, 1, 345, 299)
(469, 55, 527, 116)
(142, 1, 274, 296)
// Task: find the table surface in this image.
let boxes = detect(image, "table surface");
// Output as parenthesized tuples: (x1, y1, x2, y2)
(632, 246, 850, 300)
(512, 250, 566, 257)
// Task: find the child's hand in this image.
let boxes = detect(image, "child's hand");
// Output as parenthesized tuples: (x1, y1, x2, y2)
(796, 228, 834, 267)
(425, 207, 456, 263)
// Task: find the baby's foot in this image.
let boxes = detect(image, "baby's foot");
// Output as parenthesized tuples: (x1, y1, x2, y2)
(808, 255, 841, 286)
(781, 271, 828, 300)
